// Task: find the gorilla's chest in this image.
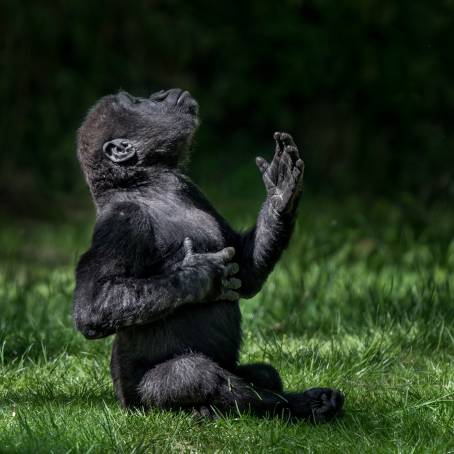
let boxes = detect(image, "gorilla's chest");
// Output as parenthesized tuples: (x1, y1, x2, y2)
(141, 194, 227, 261)
(160, 202, 223, 248)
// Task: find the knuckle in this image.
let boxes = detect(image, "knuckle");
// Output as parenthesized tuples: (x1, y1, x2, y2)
(223, 290, 239, 301)
(233, 278, 242, 289)
(224, 246, 235, 258)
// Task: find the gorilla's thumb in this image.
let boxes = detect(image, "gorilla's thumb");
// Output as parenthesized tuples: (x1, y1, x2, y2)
(183, 237, 193, 256)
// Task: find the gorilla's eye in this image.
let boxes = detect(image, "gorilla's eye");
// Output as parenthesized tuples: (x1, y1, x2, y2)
(103, 139, 137, 163)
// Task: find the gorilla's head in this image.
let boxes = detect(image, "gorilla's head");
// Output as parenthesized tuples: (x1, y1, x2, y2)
(77, 88, 199, 197)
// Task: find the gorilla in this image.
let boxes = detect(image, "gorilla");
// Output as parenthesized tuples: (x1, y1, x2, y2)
(73, 88, 344, 421)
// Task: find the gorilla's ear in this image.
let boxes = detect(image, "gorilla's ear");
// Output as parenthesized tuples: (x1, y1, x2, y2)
(103, 139, 137, 163)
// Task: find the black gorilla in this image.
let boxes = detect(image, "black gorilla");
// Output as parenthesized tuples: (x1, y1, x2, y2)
(73, 88, 344, 421)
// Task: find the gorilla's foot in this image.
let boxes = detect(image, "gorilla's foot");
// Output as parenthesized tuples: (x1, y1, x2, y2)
(287, 388, 344, 423)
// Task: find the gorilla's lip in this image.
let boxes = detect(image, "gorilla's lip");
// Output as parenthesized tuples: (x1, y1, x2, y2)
(177, 91, 199, 115)
(176, 90, 189, 105)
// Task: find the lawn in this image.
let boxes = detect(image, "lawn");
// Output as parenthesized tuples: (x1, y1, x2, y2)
(0, 195, 453, 453)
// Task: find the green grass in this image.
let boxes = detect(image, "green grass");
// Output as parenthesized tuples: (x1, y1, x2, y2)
(1, 195, 453, 453)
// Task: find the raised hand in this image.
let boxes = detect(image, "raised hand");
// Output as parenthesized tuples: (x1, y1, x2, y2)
(182, 238, 241, 301)
(256, 132, 304, 215)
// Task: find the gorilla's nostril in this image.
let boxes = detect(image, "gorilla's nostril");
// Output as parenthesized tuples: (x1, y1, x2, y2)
(161, 88, 184, 106)
(176, 90, 189, 105)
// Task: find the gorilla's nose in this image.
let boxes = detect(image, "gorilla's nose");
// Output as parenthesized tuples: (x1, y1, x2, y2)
(149, 88, 197, 114)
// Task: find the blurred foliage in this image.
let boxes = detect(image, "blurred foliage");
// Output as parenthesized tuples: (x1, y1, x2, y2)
(1, 0, 453, 216)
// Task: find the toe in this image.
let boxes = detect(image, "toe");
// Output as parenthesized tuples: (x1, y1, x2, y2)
(314, 389, 344, 422)
(191, 405, 219, 421)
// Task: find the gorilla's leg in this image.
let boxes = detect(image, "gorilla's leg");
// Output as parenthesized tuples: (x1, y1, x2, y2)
(111, 341, 148, 408)
(235, 363, 283, 392)
(137, 353, 344, 422)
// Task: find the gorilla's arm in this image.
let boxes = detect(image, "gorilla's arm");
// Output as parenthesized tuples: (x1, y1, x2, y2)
(237, 204, 294, 298)
(236, 133, 304, 298)
(73, 203, 238, 340)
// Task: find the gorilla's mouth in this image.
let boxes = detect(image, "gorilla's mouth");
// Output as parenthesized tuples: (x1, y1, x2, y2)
(176, 90, 189, 105)
(175, 89, 199, 115)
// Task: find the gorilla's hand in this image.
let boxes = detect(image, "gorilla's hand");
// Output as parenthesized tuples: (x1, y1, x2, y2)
(256, 132, 304, 215)
(182, 238, 241, 302)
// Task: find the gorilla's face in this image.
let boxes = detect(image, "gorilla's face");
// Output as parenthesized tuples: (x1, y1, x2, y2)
(77, 88, 199, 194)
(103, 89, 199, 165)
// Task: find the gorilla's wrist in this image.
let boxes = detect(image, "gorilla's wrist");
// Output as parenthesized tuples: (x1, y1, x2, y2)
(265, 197, 294, 225)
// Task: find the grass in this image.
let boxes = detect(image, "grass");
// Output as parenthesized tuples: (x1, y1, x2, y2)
(0, 194, 453, 453)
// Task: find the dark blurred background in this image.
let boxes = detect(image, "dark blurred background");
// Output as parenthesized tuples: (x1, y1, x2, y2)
(1, 0, 453, 219)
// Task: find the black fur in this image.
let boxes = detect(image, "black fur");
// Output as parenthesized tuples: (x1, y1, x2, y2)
(73, 88, 344, 422)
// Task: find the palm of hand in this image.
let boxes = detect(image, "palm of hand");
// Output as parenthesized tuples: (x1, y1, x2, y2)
(256, 132, 304, 215)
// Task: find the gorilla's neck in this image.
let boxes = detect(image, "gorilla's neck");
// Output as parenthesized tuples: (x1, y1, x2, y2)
(90, 165, 187, 211)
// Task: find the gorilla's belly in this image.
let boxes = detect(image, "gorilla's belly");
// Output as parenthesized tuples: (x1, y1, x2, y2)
(117, 300, 242, 368)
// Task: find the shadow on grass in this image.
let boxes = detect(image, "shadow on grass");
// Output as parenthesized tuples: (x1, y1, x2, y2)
(2, 387, 117, 407)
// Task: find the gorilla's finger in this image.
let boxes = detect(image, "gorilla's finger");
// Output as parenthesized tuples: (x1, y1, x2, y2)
(278, 151, 293, 184)
(218, 290, 240, 301)
(222, 278, 242, 289)
(295, 159, 304, 170)
(292, 166, 302, 182)
(280, 132, 296, 148)
(255, 156, 269, 174)
(295, 164, 305, 192)
(217, 247, 235, 263)
(183, 237, 193, 256)
(273, 132, 284, 155)
(285, 145, 299, 162)
(224, 262, 240, 276)
(262, 172, 276, 192)
(281, 150, 293, 169)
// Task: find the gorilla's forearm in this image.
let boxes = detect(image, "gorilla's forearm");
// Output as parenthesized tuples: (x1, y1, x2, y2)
(237, 198, 296, 298)
(74, 267, 212, 339)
